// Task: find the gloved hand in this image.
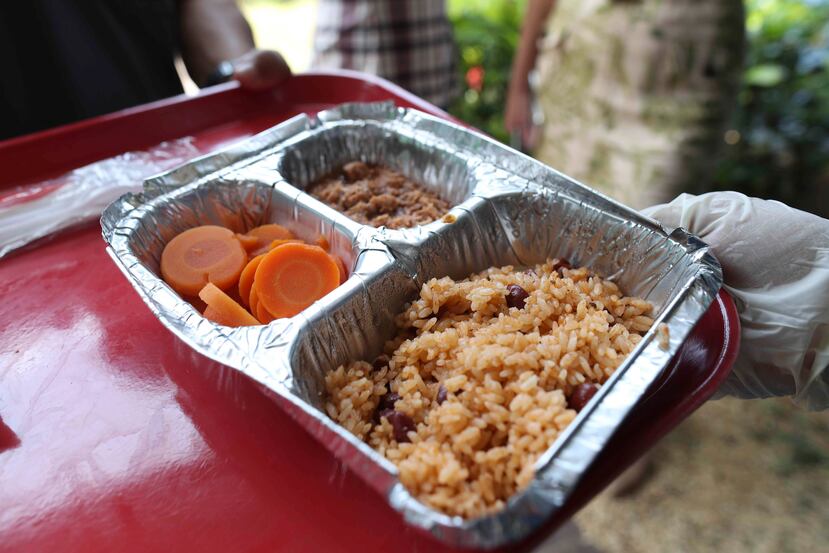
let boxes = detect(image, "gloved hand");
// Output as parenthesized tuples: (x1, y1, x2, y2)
(642, 192, 829, 409)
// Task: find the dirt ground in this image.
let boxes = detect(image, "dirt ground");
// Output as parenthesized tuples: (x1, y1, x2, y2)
(540, 397, 829, 552)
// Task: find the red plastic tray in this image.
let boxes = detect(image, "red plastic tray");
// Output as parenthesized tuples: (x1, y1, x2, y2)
(0, 71, 739, 552)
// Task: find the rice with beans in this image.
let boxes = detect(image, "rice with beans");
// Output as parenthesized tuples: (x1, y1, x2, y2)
(325, 259, 653, 518)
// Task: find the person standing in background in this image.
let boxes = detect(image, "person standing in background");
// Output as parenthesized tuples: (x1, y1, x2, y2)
(312, 0, 459, 110)
(0, 0, 290, 141)
(506, 0, 746, 209)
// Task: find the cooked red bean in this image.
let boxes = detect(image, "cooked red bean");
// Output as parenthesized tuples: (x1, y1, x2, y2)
(385, 411, 415, 442)
(553, 258, 572, 273)
(436, 385, 447, 405)
(378, 391, 400, 411)
(373, 354, 390, 371)
(505, 284, 529, 309)
(568, 383, 598, 412)
(373, 391, 400, 423)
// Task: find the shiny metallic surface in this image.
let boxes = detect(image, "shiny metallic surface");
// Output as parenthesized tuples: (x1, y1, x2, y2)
(102, 103, 722, 549)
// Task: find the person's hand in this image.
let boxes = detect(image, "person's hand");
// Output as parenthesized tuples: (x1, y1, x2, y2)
(643, 192, 829, 409)
(231, 49, 291, 91)
(505, 85, 537, 151)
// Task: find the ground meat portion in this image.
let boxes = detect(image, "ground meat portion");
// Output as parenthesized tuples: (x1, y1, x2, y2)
(307, 162, 452, 229)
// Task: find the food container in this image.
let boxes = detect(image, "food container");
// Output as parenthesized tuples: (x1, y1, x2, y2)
(101, 102, 722, 549)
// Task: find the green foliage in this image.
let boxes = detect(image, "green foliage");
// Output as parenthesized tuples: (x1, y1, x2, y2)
(713, 0, 829, 215)
(448, 0, 829, 214)
(447, 0, 526, 143)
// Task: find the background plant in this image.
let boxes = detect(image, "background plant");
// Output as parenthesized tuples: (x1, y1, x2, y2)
(447, 0, 526, 144)
(448, 0, 829, 216)
(713, 0, 829, 215)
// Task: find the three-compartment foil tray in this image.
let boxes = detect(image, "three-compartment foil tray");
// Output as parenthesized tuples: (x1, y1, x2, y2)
(101, 102, 722, 549)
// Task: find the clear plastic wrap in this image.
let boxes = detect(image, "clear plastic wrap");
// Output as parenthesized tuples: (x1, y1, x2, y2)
(0, 138, 199, 258)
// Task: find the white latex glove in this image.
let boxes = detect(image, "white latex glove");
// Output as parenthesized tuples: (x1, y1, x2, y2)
(643, 192, 829, 410)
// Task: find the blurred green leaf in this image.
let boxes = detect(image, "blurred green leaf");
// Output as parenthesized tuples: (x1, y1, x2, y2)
(745, 63, 788, 86)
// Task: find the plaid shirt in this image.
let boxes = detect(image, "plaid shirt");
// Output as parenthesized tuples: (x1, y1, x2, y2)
(312, 0, 459, 109)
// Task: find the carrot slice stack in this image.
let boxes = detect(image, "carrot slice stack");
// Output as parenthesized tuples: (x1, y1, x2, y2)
(254, 243, 340, 318)
(161, 221, 350, 327)
(161, 225, 248, 296)
(238, 254, 265, 307)
(199, 283, 259, 327)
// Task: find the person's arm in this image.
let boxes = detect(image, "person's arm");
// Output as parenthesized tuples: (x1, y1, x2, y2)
(505, 0, 556, 147)
(179, 0, 290, 90)
(179, 0, 254, 85)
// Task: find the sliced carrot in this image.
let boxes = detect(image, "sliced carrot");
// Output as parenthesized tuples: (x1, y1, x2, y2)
(252, 238, 305, 257)
(238, 254, 266, 307)
(252, 239, 302, 257)
(244, 224, 295, 255)
(203, 306, 226, 325)
(249, 286, 261, 322)
(248, 224, 294, 241)
(333, 254, 348, 284)
(254, 243, 340, 318)
(271, 238, 304, 247)
(235, 233, 259, 251)
(203, 304, 260, 327)
(161, 225, 248, 297)
(199, 283, 260, 327)
(256, 301, 276, 324)
(316, 235, 330, 251)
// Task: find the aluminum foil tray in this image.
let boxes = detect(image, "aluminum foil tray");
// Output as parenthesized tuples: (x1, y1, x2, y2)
(101, 102, 722, 549)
